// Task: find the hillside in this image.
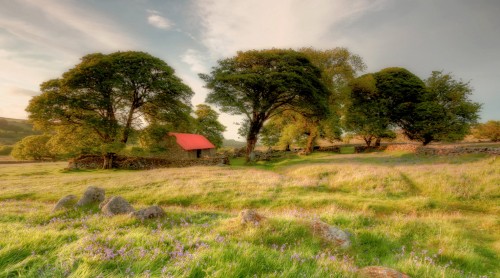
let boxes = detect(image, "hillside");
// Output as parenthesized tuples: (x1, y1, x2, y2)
(222, 138, 246, 148)
(0, 117, 39, 145)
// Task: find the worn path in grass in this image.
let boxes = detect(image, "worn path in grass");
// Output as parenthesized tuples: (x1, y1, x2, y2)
(0, 152, 498, 277)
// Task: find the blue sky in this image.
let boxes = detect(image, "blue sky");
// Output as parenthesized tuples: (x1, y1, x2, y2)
(1, 0, 499, 140)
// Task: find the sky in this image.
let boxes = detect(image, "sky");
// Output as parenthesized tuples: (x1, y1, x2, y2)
(1, 0, 499, 140)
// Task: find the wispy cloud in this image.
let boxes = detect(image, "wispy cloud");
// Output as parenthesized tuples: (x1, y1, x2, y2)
(147, 10, 173, 30)
(181, 49, 208, 73)
(6, 87, 39, 97)
(194, 0, 387, 58)
(0, 0, 137, 56)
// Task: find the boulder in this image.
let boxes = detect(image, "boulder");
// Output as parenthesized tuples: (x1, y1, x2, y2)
(76, 186, 105, 207)
(357, 266, 410, 278)
(52, 195, 78, 211)
(240, 209, 265, 225)
(130, 205, 165, 220)
(100, 196, 134, 216)
(311, 220, 351, 249)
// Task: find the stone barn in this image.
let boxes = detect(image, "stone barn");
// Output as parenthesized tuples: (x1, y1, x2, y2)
(165, 132, 216, 159)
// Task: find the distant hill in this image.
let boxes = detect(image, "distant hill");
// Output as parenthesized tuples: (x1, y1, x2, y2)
(222, 139, 246, 148)
(0, 117, 39, 145)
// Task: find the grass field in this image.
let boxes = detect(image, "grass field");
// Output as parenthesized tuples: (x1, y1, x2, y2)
(0, 152, 498, 277)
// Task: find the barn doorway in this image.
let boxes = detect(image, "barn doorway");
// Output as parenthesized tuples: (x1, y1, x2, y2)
(196, 149, 202, 158)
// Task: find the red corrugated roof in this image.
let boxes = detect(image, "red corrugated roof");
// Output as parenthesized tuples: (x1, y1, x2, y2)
(169, 133, 215, 150)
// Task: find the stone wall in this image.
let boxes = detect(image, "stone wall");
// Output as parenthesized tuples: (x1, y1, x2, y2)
(417, 146, 499, 156)
(385, 144, 499, 155)
(68, 155, 229, 170)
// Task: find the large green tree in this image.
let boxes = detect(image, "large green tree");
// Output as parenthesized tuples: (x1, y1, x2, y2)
(346, 68, 481, 146)
(402, 71, 481, 145)
(27, 51, 193, 168)
(193, 104, 226, 148)
(200, 49, 329, 162)
(344, 74, 395, 146)
(263, 48, 366, 153)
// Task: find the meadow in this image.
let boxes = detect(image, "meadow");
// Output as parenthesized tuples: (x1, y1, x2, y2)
(0, 151, 498, 277)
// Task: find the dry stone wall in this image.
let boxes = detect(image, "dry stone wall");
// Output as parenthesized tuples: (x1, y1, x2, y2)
(68, 155, 229, 170)
(385, 144, 499, 155)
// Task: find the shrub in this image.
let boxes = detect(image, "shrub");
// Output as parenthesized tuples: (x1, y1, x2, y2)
(472, 121, 500, 142)
(11, 135, 54, 160)
(0, 145, 13, 155)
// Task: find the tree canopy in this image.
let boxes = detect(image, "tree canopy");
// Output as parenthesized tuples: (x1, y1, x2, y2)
(27, 51, 193, 168)
(200, 49, 330, 161)
(344, 74, 394, 146)
(346, 68, 481, 146)
(404, 71, 481, 144)
(193, 104, 226, 148)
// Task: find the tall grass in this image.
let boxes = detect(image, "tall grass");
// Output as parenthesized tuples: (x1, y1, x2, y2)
(0, 152, 498, 277)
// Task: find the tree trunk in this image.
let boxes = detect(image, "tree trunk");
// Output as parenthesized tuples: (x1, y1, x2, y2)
(121, 106, 136, 144)
(374, 137, 381, 147)
(245, 118, 264, 163)
(246, 135, 257, 163)
(305, 132, 318, 154)
(363, 136, 372, 147)
(103, 153, 115, 169)
(285, 144, 291, 152)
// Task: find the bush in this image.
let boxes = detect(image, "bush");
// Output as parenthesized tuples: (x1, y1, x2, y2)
(473, 121, 500, 142)
(0, 145, 13, 155)
(11, 135, 54, 160)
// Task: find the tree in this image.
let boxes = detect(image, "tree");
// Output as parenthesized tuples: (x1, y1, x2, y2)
(344, 74, 395, 146)
(200, 49, 329, 162)
(346, 68, 481, 146)
(259, 48, 366, 153)
(193, 104, 226, 148)
(27, 51, 193, 168)
(402, 71, 481, 145)
(472, 121, 500, 142)
(275, 48, 366, 152)
(11, 135, 54, 160)
(46, 126, 102, 158)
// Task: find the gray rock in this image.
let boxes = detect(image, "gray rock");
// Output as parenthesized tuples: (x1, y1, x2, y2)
(240, 209, 264, 225)
(52, 195, 78, 211)
(130, 205, 165, 220)
(101, 196, 134, 216)
(311, 220, 351, 249)
(357, 266, 411, 278)
(76, 186, 105, 207)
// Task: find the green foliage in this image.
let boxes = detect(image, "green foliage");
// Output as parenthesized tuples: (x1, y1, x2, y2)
(344, 74, 394, 146)
(473, 120, 500, 141)
(201, 49, 329, 161)
(11, 134, 54, 160)
(346, 68, 481, 146)
(0, 145, 13, 155)
(259, 48, 365, 152)
(373, 67, 427, 126)
(138, 123, 172, 153)
(402, 71, 481, 144)
(193, 104, 226, 148)
(26, 51, 193, 167)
